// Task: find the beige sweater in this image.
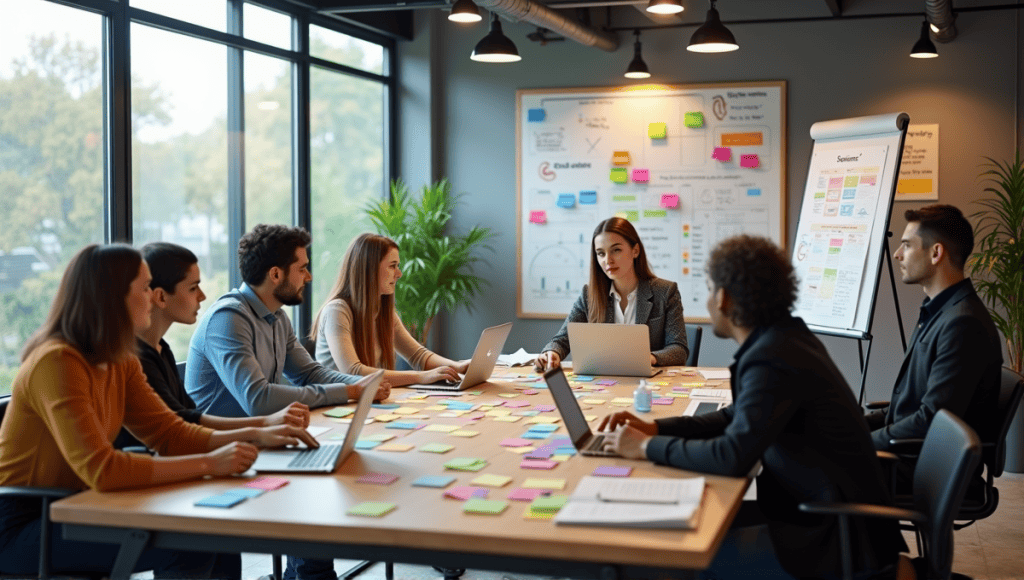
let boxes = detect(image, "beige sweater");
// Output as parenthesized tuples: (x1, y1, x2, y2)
(314, 299, 432, 375)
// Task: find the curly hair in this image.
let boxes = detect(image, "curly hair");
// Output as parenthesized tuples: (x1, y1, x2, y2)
(238, 224, 312, 286)
(707, 235, 798, 329)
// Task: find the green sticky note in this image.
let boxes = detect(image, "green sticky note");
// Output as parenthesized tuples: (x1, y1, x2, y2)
(463, 498, 508, 515)
(531, 494, 569, 512)
(610, 168, 628, 183)
(445, 458, 487, 471)
(624, 210, 639, 222)
(420, 443, 455, 454)
(684, 111, 704, 128)
(644, 209, 668, 218)
(324, 407, 354, 418)
(347, 501, 396, 517)
(648, 122, 667, 139)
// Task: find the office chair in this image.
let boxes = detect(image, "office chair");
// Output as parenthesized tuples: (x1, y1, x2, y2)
(176, 360, 187, 383)
(0, 398, 86, 580)
(685, 325, 703, 366)
(800, 410, 980, 580)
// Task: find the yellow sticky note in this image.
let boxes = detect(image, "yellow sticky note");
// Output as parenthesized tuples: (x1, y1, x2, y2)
(611, 397, 633, 404)
(405, 393, 428, 400)
(451, 430, 480, 438)
(485, 410, 512, 417)
(373, 414, 399, 423)
(526, 417, 559, 425)
(424, 405, 447, 411)
(523, 508, 555, 520)
(364, 433, 396, 442)
(424, 424, 461, 433)
(439, 411, 466, 418)
(551, 454, 571, 462)
(499, 393, 519, 399)
(582, 398, 606, 405)
(522, 478, 566, 490)
(584, 415, 597, 422)
(472, 474, 513, 488)
(495, 416, 522, 423)
(507, 446, 536, 454)
(376, 443, 413, 452)
(392, 407, 420, 416)
(648, 122, 667, 139)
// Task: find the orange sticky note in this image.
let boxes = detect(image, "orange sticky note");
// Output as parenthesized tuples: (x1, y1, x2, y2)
(612, 151, 630, 165)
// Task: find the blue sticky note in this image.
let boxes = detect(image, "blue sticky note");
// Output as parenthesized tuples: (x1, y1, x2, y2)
(556, 193, 576, 208)
(413, 475, 457, 488)
(195, 494, 246, 508)
(528, 108, 546, 122)
(373, 403, 400, 409)
(573, 376, 595, 382)
(554, 447, 577, 456)
(516, 410, 541, 416)
(444, 401, 474, 411)
(521, 431, 550, 440)
(356, 440, 382, 450)
(747, 188, 762, 197)
(386, 421, 421, 430)
(222, 488, 265, 499)
(579, 191, 597, 205)
(527, 424, 560, 432)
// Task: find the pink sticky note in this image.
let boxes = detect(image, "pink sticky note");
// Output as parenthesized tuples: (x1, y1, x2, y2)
(740, 154, 760, 168)
(444, 486, 490, 501)
(534, 405, 556, 412)
(632, 168, 649, 182)
(356, 472, 399, 485)
(504, 401, 531, 408)
(595, 380, 617, 386)
(244, 476, 289, 490)
(712, 147, 732, 161)
(525, 448, 555, 459)
(652, 397, 674, 405)
(593, 466, 633, 477)
(508, 488, 549, 501)
(529, 210, 547, 224)
(522, 389, 539, 395)
(501, 437, 534, 447)
(521, 459, 559, 470)
(465, 413, 486, 421)
(660, 194, 679, 209)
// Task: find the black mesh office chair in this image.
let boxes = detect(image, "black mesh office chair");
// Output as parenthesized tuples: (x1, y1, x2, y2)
(800, 409, 981, 580)
(685, 325, 703, 367)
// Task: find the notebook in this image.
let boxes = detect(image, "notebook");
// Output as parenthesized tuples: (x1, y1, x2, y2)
(554, 475, 705, 529)
(542, 366, 617, 457)
(567, 323, 657, 377)
(250, 370, 383, 473)
(413, 322, 512, 391)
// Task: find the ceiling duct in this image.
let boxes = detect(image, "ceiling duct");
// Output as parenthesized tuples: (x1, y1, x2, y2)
(475, 0, 620, 51)
(925, 0, 957, 43)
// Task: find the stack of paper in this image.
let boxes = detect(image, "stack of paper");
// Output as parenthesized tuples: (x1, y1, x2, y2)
(553, 476, 705, 529)
(497, 348, 537, 367)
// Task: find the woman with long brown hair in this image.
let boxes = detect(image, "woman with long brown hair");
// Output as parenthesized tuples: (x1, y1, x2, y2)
(535, 217, 688, 371)
(312, 233, 468, 387)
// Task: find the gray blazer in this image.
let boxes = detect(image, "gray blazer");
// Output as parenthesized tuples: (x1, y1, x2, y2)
(541, 277, 689, 366)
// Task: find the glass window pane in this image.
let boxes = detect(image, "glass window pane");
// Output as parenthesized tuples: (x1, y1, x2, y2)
(309, 67, 385, 308)
(0, 1, 105, 395)
(244, 3, 292, 51)
(245, 51, 292, 231)
(131, 0, 227, 33)
(310, 24, 384, 75)
(131, 24, 230, 359)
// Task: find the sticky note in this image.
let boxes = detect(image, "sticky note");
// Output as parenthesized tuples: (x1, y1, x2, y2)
(747, 188, 762, 197)
(712, 147, 732, 161)
(579, 191, 597, 204)
(648, 122, 667, 139)
(624, 210, 639, 222)
(612, 151, 630, 165)
(554, 447, 577, 456)
(323, 407, 353, 418)
(503, 401, 530, 408)
(347, 501, 396, 517)
(529, 211, 547, 225)
(391, 407, 420, 415)
(652, 397, 674, 405)
(506, 446, 536, 455)
(610, 167, 628, 183)
(472, 474, 513, 488)
(373, 414, 399, 423)
(195, 493, 247, 508)
(556, 193, 575, 208)
(419, 443, 455, 454)
(533, 405, 556, 412)
(525, 448, 555, 459)
(463, 498, 508, 515)
(501, 437, 534, 447)
(355, 439, 381, 450)
(593, 466, 633, 477)
(445, 486, 489, 500)
(740, 154, 760, 168)
(244, 477, 288, 490)
(372, 403, 399, 410)
(376, 443, 413, 452)
(425, 424, 460, 433)
(413, 475, 456, 488)
(508, 488, 548, 501)
(660, 194, 679, 208)
(495, 416, 522, 423)
(684, 111, 704, 128)
(445, 458, 487, 471)
(521, 459, 558, 470)
(632, 169, 649, 182)
(522, 478, 566, 490)
(521, 431, 550, 440)
(722, 132, 763, 146)
(530, 494, 569, 512)
(222, 488, 265, 499)
(451, 430, 479, 438)
(526, 417, 559, 425)
(356, 472, 399, 485)
(527, 108, 546, 122)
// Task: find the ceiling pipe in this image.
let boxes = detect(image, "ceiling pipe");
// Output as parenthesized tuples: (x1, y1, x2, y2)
(925, 0, 957, 42)
(474, 0, 620, 51)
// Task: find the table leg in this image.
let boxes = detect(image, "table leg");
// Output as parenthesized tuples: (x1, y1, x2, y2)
(273, 553, 283, 580)
(109, 530, 150, 580)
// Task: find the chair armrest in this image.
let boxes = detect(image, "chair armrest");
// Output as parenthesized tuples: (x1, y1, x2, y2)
(876, 450, 899, 463)
(0, 486, 77, 501)
(798, 501, 926, 524)
(865, 401, 891, 411)
(887, 438, 925, 457)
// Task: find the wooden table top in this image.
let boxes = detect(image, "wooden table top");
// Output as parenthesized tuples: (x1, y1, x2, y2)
(52, 366, 746, 571)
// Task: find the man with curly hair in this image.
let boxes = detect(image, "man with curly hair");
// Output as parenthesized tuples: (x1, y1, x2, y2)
(600, 235, 905, 580)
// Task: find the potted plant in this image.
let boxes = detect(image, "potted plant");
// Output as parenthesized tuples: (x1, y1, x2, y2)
(970, 151, 1024, 374)
(365, 178, 494, 345)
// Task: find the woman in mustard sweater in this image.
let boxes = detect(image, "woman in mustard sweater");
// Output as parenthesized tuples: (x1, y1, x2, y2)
(0, 244, 317, 578)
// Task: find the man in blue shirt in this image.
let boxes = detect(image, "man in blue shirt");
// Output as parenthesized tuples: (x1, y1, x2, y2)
(186, 224, 389, 418)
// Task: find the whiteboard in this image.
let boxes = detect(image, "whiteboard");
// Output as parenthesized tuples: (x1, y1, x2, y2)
(516, 82, 787, 320)
(791, 113, 909, 338)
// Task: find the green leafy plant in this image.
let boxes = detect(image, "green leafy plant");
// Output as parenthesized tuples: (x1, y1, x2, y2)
(365, 179, 494, 344)
(970, 151, 1024, 373)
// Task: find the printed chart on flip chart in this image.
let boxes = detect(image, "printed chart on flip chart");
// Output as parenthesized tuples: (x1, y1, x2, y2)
(517, 82, 786, 319)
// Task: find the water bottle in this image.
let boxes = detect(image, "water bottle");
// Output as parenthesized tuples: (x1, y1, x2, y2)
(633, 379, 652, 413)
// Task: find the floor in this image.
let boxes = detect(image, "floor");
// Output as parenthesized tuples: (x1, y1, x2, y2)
(130, 473, 1024, 580)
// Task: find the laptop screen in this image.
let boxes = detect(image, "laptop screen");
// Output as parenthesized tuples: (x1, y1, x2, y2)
(543, 367, 593, 448)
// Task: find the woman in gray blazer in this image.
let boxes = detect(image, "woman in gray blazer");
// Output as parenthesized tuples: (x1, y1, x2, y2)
(535, 217, 688, 371)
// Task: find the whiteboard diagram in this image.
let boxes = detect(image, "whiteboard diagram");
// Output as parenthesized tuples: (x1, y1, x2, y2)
(517, 82, 787, 320)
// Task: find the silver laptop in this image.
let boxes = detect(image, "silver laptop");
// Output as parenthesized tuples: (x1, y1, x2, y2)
(543, 366, 617, 457)
(414, 322, 512, 391)
(568, 322, 656, 377)
(250, 370, 383, 473)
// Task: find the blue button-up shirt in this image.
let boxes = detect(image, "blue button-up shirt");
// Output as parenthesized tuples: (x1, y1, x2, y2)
(185, 283, 359, 417)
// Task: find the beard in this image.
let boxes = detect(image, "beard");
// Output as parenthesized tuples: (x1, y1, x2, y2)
(273, 281, 305, 306)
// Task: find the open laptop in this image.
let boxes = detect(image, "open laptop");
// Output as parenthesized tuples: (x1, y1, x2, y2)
(413, 322, 512, 391)
(543, 366, 617, 457)
(568, 322, 657, 377)
(250, 370, 383, 473)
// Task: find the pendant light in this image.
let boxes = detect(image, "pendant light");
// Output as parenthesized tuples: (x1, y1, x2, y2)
(448, 0, 482, 23)
(471, 13, 522, 62)
(910, 21, 938, 58)
(687, 0, 738, 53)
(624, 30, 651, 79)
(646, 0, 684, 15)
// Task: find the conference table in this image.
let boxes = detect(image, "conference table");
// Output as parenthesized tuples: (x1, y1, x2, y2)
(51, 366, 748, 580)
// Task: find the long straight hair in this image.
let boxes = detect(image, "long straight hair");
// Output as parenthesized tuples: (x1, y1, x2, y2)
(312, 233, 400, 369)
(22, 244, 143, 365)
(586, 217, 655, 322)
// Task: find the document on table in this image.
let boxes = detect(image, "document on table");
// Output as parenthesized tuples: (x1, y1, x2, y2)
(554, 476, 705, 529)
(497, 348, 537, 367)
(699, 369, 731, 380)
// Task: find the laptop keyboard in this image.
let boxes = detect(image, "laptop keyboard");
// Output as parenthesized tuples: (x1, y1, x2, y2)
(287, 445, 342, 469)
(585, 435, 616, 456)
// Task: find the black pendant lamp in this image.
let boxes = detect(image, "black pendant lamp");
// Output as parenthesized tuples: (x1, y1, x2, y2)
(910, 20, 938, 58)
(624, 30, 651, 79)
(471, 13, 522, 63)
(687, 0, 738, 53)
(448, 0, 482, 23)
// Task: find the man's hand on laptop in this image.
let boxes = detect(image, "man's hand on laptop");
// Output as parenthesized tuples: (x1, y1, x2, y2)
(598, 411, 658, 436)
(347, 375, 392, 402)
(420, 366, 461, 385)
(534, 350, 561, 373)
(251, 425, 320, 449)
(263, 401, 310, 428)
(604, 424, 651, 460)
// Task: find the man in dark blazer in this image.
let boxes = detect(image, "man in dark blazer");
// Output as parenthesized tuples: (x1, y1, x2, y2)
(866, 205, 1002, 452)
(601, 235, 905, 580)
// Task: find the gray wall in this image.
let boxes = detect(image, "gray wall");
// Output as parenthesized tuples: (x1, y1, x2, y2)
(397, 7, 1023, 402)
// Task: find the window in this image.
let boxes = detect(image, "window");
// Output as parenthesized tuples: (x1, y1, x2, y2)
(244, 3, 292, 51)
(131, 0, 227, 33)
(245, 51, 293, 231)
(0, 1, 105, 395)
(311, 24, 385, 75)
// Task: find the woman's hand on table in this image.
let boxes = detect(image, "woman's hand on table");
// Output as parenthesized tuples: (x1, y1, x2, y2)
(264, 401, 310, 428)
(207, 442, 259, 475)
(533, 351, 561, 373)
(598, 410, 658, 436)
